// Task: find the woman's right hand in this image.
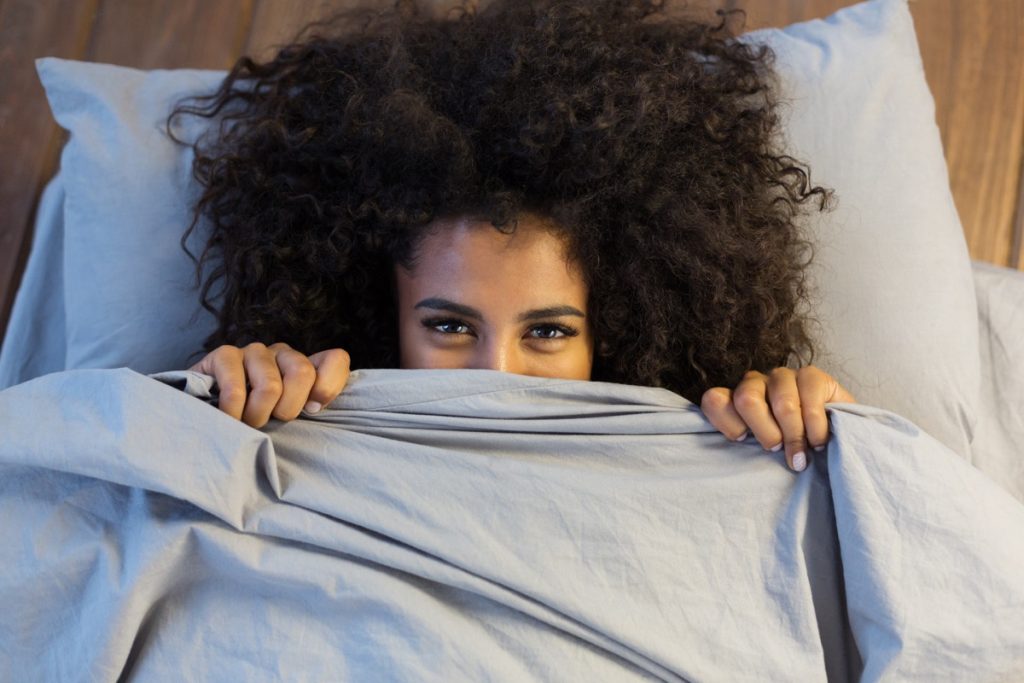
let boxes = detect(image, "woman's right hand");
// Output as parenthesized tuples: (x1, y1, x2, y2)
(187, 342, 351, 428)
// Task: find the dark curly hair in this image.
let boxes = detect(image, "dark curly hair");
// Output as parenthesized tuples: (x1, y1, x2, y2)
(169, 0, 832, 404)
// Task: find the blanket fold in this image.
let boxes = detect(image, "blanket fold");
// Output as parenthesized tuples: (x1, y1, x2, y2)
(1, 368, 1021, 682)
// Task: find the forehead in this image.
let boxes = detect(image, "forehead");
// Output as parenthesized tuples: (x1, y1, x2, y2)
(398, 214, 587, 306)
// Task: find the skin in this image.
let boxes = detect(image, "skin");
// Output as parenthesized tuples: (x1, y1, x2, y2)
(189, 214, 857, 472)
(394, 214, 594, 380)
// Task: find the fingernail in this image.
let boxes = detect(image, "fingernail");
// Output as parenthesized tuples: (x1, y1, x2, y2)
(770, 442, 783, 452)
(814, 445, 825, 452)
(304, 400, 322, 414)
(734, 431, 749, 442)
(792, 451, 806, 472)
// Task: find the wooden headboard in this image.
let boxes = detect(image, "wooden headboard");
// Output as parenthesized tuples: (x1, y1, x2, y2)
(1, 0, 1021, 342)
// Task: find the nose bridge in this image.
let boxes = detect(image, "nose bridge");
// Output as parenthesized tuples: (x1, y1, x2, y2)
(476, 333, 524, 374)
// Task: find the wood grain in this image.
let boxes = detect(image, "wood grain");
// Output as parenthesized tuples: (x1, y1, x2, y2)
(1015, 150, 1024, 269)
(911, 0, 1024, 268)
(86, 0, 254, 70)
(0, 0, 98, 343)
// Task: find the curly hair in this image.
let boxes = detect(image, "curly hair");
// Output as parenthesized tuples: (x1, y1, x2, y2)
(169, 0, 832, 404)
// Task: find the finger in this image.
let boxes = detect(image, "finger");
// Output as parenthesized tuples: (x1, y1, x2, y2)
(305, 348, 352, 413)
(795, 366, 837, 453)
(699, 386, 751, 442)
(240, 343, 284, 428)
(731, 370, 785, 453)
(767, 367, 809, 471)
(269, 346, 318, 421)
(827, 379, 857, 404)
(191, 346, 247, 420)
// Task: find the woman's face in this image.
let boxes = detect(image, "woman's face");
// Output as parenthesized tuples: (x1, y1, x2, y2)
(395, 214, 594, 379)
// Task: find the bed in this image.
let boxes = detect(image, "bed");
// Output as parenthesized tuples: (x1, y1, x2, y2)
(0, 0, 1022, 680)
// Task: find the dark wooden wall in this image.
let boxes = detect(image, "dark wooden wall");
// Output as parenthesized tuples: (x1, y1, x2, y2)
(1, 0, 1022, 343)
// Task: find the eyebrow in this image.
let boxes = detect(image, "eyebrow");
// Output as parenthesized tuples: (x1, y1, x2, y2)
(414, 297, 586, 323)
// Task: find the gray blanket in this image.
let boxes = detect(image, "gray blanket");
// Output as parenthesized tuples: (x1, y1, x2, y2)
(1, 368, 1022, 681)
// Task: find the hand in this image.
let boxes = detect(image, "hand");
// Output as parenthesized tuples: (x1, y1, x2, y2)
(188, 342, 351, 428)
(700, 366, 857, 472)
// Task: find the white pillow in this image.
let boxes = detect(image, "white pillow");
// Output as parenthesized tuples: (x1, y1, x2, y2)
(745, 0, 980, 459)
(14, 0, 979, 458)
(38, 61, 224, 375)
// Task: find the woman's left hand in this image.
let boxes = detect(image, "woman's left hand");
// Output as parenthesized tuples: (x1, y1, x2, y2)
(700, 366, 857, 472)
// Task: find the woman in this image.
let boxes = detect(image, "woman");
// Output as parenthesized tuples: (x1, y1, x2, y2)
(172, 0, 856, 472)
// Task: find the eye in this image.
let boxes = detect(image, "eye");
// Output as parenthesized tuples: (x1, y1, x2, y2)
(528, 324, 579, 340)
(422, 318, 473, 336)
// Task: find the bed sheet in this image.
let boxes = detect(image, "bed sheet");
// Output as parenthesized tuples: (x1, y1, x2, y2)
(1, 367, 1022, 681)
